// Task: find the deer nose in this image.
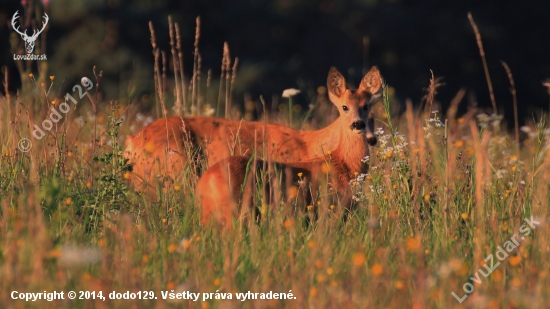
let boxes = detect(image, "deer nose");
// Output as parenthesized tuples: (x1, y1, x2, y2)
(367, 136, 377, 146)
(350, 121, 366, 130)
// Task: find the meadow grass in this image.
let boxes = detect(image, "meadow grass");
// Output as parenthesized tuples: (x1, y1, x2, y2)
(1, 67, 549, 309)
(2, 11, 550, 308)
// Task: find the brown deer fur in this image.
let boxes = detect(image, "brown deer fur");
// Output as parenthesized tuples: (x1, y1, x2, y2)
(124, 67, 382, 189)
(196, 67, 383, 227)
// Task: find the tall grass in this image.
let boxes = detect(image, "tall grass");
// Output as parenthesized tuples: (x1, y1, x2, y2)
(2, 65, 550, 308)
(2, 11, 550, 309)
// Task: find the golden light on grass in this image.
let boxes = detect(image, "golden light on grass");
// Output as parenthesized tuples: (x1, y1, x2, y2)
(309, 287, 318, 297)
(168, 244, 178, 253)
(181, 239, 191, 249)
(371, 264, 383, 276)
(48, 249, 61, 258)
(5, 54, 550, 308)
(314, 260, 323, 269)
(288, 186, 298, 199)
(321, 162, 332, 174)
(283, 219, 295, 229)
(492, 270, 502, 282)
(406, 237, 421, 252)
(509, 256, 522, 266)
(352, 252, 366, 267)
(511, 278, 522, 287)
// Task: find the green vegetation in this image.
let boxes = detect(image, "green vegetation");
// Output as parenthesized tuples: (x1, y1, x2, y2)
(1, 64, 549, 308)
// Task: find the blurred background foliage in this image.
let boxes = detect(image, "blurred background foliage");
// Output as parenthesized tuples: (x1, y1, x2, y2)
(1, 0, 549, 124)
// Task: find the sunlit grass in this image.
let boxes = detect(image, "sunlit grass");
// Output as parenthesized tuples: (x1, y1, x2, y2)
(1, 71, 550, 309)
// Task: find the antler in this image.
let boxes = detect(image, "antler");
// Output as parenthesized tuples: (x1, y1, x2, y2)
(11, 11, 27, 38)
(29, 13, 49, 39)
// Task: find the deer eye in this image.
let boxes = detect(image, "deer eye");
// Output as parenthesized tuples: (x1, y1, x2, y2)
(342, 106, 349, 111)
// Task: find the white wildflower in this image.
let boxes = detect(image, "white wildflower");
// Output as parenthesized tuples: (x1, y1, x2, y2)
(282, 88, 301, 98)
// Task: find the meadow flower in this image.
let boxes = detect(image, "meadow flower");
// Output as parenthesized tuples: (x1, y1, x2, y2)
(282, 88, 300, 98)
(351, 252, 366, 267)
(58, 246, 100, 267)
(204, 106, 215, 116)
(371, 264, 383, 276)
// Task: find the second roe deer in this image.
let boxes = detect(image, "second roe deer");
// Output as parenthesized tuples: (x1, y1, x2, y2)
(124, 67, 382, 188)
(197, 67, 383, 227)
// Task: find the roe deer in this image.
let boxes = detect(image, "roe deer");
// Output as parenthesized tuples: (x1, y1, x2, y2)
(124, 67, 382, 188)
(196, 67, 383, 227)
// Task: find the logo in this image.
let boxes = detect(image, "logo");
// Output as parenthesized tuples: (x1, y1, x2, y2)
(11, 10, 48, 60)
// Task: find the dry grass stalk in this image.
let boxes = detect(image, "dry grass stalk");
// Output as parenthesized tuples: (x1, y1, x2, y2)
(217, 44, 228, 117)
(422, 70, 443, 115)
(191, 17, 201, 114)
(229, 57, 239, 118)
(468, 12, 498, 115)
(501, 61, 519, 152)
(149, 21, 161, 118)
(175, 22, 187, 115)
(206, 69, 211, 112)
(196, 53, 202, 116)
(223, 43, 231, 118)
(168, 16, 182, 116)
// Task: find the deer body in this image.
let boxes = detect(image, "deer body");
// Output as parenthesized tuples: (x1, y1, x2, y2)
(196, 66, 383, 226)
(125, 67, 380, 188)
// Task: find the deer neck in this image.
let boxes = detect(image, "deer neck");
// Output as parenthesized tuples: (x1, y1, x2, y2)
(332, 125, 370, 176)
(300, 118, 342, 157)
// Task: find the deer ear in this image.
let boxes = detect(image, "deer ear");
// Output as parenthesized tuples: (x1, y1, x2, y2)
(358, 66, 383, 102)
(327, 67, 346, 98)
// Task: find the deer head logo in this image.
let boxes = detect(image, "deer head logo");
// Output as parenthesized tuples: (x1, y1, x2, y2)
(11, 11, 49, 54)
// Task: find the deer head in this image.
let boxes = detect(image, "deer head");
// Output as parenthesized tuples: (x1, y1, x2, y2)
(327, 66, 382, 146)
(11, 11, 49, 54)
